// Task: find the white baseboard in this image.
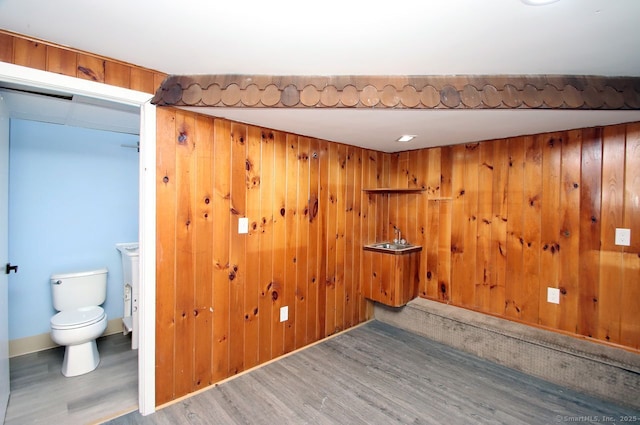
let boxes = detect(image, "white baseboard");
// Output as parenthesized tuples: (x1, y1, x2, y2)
(9, 317, 124, 358)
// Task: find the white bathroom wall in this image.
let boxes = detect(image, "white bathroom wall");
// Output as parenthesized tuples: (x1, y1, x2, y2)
(8, 119, 139, 340)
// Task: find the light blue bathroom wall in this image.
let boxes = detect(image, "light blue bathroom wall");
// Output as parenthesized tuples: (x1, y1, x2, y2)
(8, 119, 139, 340)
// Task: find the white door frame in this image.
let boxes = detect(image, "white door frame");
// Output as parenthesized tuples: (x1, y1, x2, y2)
(0, 61, 156, 416)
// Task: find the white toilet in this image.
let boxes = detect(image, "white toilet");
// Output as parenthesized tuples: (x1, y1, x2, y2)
(49, 268, 108, 377)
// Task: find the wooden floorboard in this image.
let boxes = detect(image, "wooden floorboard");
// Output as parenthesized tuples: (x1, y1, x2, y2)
(5, 332, 138, 425)
(106, 321, 640, 425)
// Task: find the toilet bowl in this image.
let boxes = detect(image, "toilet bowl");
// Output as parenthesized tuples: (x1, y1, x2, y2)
(50, 306, 107, 376)
(49, 268, 108, 377)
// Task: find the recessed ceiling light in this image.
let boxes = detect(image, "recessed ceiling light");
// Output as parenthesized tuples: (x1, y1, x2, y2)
(397, 135, 416, 142)
(521, 0, 560, 5)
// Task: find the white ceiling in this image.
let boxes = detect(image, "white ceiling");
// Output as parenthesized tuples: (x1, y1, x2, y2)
(1, 0, 639, 151)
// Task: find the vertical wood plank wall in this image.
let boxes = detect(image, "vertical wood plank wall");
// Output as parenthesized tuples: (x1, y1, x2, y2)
(0, 30, 166, 94)
(390, 125, 640, 352)
(155, 108, 373, 405)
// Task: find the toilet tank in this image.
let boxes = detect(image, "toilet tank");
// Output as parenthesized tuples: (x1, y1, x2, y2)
(51, 268, 108, 311)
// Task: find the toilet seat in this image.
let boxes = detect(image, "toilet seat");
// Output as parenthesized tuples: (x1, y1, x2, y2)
(51, 306, 105, 330)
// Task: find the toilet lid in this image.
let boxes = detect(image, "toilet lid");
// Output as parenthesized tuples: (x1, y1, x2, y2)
(51, 306, 105, 329)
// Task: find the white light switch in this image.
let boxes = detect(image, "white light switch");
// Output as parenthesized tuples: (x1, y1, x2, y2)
(280, 306, 288, 322)
(615, 228, 631, 246)
(547, 287, 560, 304)
(238, 217, 249, 234)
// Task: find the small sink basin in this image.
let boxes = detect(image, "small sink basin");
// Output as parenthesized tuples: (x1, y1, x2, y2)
(363, 241, 422, 255)
(374, 242, 408, 250)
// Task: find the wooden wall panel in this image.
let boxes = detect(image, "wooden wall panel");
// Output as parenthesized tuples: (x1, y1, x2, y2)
(324, 143, 338, 335)
(505, 138, 525, 319)
(13, 38, 46, 70)
(462, 144, 479, 308)
(0, 33, 13, 62)
(229, 123, 248, 374)
(621, 124, 640, 348)
(521, 135, 541, 324)
(295, 137, 310, 348)
(578, 128, 602, 339)
(283, 134, 298, 353)
(258, 130, 275, 362)
(399, 122, 640, 353)
(156, 110, 373, 404)
(450, 145, 466, 305)
(476, 141, 493, 310)
(489, 139, 508, 315)
(558, 130, 581, 333)
(344, 146, 356, 329)
(306, 138, 320, 343)
(173, 111, 196, 398)
(193, 114, 215, 390)
(245, 126, 262, 369)
(334, 144, 347, 334)
(598, 126, 626, 344)
(155, 108, 177, 405)
(0, 30, 166, 95)
(211, 119, 231, 383)
(317, 140, 329, 339)
(538, 133, 562, 328)
(271, 131, 287, 358)
(47, 46, 77, 77)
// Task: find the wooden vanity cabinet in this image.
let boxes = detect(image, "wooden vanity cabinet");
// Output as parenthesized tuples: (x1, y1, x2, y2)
(361, 249, 421, 307)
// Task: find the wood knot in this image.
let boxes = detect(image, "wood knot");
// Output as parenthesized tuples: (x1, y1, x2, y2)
(228, 271, 236, 281)
(163, 176, 169, 183)
(426, 271, 432, 279)
(204, 197, 210, 204)
(272, 291, 278, 301)
(280, 208, 286, 217)
(178, 132, 187, 143)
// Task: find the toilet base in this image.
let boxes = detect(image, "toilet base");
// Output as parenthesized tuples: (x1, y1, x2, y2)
(61, 340, 100, 377)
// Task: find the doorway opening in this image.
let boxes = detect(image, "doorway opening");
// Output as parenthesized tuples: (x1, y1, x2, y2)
(0, 61, 156, 417)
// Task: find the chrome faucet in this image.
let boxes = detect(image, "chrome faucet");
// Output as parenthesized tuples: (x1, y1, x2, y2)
(394, 226, 402, 244)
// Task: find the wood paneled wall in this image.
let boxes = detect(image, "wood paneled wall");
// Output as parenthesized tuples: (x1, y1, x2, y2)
(155, 108, 374, 405)
(0, 30, 165, 94)
(384, 123, 640, 351)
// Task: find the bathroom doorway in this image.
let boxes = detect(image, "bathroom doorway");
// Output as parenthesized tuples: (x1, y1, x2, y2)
(0, 62, 156, 417)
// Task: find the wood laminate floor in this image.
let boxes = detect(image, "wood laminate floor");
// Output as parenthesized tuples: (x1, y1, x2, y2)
(4, 332, 138, 425)
(108, 321, 639, 425)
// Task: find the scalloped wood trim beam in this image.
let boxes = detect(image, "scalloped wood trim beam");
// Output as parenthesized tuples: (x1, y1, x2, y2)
(151, 75, 640, 110)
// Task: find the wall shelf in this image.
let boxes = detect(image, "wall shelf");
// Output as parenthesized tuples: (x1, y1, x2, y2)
(363, 188, 425, 194)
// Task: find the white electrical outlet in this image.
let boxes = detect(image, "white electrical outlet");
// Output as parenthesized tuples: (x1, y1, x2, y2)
(615, 228, 631, 246)
(280, 306, 288, 322)
(547, 287, 560, 304)
(238, 217, 249, 234)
